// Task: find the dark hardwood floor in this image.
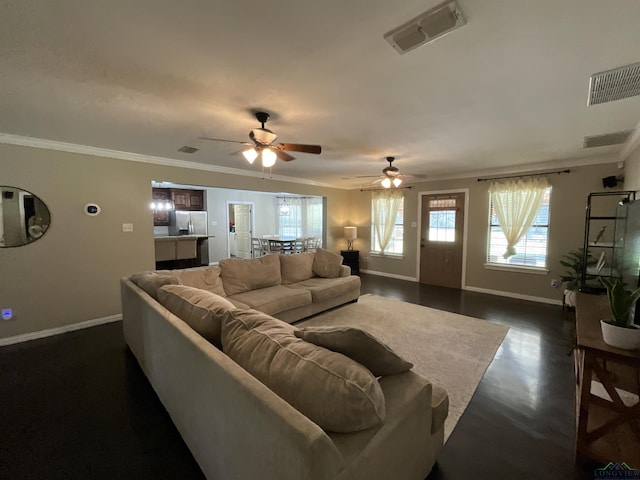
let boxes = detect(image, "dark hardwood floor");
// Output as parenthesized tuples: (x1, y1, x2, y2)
(1, 274, 593, 479)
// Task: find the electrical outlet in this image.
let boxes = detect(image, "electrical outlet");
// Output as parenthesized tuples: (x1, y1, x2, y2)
(550, 279, 559, 288)
(2, 308, 13, 321)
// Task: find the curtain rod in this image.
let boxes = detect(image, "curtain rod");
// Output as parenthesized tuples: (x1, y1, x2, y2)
(477, 169, 570, 182)
(276, 196, 317, 200)
(359, 186, 412, 192)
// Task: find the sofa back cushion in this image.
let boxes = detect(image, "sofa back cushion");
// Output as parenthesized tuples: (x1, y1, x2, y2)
(312, 248, 344, 278)
(279, 252, 315, 284)
(130, 272, 181, 300)
(294, 326, 413, 376)
(221, 309, 385, 432)
(220, 255, 281, 296)
(158, 284, 236, 349)
(168, 266, 226, 297)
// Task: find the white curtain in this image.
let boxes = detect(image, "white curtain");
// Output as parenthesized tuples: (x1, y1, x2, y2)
(372, 190, 403, 252)
(277, 196, 323, 238)
(489, 177, 549, 259)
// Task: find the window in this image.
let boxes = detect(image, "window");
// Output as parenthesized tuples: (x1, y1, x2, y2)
(371, 192, 404, 255)
(487, 187, 551, 268)
(428, 198, 457, 242)
(277, 196, 323, 238)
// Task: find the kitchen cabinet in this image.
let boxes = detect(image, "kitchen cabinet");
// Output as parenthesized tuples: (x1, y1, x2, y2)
(172, 189, 204, 211)
(152, 188, 171, 226)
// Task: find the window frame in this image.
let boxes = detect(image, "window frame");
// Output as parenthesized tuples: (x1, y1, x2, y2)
(485, 186, 552, 272)
(370, 195, 404, 256)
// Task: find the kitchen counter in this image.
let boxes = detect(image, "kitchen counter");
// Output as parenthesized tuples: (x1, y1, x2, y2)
(154, 236, 213, 265)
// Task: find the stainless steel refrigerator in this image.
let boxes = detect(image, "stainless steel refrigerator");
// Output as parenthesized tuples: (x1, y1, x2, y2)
(170, 211, 209, 264)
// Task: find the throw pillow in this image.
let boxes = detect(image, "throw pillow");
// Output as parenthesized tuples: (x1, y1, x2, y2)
(130, 272, 181, 300)
(312, 248, 344, 278)
(158, 284, 236, 349)
(279, 252, 315, 284)
(221, 309, 385, 432)
(294, 326, 413, 376)
(220, 255, 282, 296)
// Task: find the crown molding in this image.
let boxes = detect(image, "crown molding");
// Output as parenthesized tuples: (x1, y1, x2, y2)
(0, 133, 338, 189)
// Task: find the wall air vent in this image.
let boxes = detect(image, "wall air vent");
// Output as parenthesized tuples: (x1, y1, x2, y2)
(384, 0, 466, 55)
(178, 145, 199, 154)
(583, 130, 632, 149)
(588, 61, 640, 106)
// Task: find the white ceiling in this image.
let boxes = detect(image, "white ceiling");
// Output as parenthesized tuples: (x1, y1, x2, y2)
(2, 1, 640, 189)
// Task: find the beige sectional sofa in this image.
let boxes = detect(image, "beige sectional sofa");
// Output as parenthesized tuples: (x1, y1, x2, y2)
(121, 250, 447, 480)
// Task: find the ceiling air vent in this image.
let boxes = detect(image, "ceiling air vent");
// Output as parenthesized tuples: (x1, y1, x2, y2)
(384, 0, 466, 55)
(178, 145, 199, 154)
(583, 130, 632, 149)
(588, 61, 640, 106)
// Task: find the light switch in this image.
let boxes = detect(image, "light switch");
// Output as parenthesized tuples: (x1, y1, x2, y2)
(211, 221, 218, 226)
(122, 223, 134, 232)
(411, 221, 417, 228)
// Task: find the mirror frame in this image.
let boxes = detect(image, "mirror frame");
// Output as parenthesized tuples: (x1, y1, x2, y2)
(0, 186, 51, 248)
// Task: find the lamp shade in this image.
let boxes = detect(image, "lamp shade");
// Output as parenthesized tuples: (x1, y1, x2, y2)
(344, 226, 358, 240)
(262, 148, 277, 167)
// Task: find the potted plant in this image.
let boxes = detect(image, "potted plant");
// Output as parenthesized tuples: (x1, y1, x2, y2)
(560, 248, 595, 307)
(599, 277, 640, 350)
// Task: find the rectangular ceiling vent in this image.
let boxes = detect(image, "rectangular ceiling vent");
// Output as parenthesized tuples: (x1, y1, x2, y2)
(384, 0, 466, 55)
(588, 61, 640, 106)
(583, 130, 632, 148)
(178, 145, 199, 154)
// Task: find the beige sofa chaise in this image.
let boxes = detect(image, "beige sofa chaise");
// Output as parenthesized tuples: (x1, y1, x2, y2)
(121, 250, 447, 479)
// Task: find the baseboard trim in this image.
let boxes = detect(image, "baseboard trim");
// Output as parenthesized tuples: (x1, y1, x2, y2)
(360, 269, 418, 282)
(464, 286, 562, 306)
(0, 314, 122, 347)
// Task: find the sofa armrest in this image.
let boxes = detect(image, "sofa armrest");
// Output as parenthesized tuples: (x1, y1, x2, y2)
(339, 265, 351, 277)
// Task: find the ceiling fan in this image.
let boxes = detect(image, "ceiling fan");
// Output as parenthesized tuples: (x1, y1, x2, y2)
(200, 111, 322, 168)
(358, 157, 421, 188)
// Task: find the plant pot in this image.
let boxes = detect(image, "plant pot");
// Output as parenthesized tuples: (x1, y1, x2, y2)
(600, 320, 640, 350)
(564, 289, 577, 308)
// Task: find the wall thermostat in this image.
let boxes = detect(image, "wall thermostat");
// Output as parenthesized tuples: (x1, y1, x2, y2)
(84, 203, 101, 216)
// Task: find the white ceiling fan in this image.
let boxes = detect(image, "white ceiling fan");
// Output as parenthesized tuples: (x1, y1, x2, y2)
(357, 157, 424, 188)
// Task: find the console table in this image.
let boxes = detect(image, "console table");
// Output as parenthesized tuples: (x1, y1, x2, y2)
(340, 250, 360, 275)
(575, 293, 640, 466)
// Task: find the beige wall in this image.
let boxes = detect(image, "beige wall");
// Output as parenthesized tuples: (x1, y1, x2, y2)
(624, 141, 640, 192)
(0, 143, 350, 339)
(345, 162, 624, 302)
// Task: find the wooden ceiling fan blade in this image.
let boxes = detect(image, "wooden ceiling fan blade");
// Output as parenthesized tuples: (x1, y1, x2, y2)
(274, 149, 296, 162)
(277, 143, 322, 154)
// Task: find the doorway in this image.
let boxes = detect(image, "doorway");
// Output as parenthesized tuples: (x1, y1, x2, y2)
(227, 202, 254, 259)
(419, 191, 467, 288)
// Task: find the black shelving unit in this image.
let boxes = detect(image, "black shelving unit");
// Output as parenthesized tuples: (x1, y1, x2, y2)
(580, 191, 636, 292)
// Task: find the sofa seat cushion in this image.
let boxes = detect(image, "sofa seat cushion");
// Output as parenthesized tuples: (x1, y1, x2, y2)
(130, 272, 181, 300)
(279, 252, 315, 284)
(162, 266, 226, 297)
(294, 326, 413, 377)
(221, 309, 386, 433)
(228, 285, 312, 315)
(431, 384, 449, 434)
(287, 276, 360, 303)
(220, 255, 281, 296)
(157, 284, 236, 349)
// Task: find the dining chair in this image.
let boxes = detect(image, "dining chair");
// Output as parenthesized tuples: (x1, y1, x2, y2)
(267, 239, 284, 254)
(251, 238, 263, 257)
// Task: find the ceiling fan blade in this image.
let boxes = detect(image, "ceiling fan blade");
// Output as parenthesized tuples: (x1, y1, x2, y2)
(199, 137, 251, 146)
(274, 149, 296, 162)
(277, 143, 322, 155)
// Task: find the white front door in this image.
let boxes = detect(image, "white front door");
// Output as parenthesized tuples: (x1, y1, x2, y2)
(233, 204, 252, 259)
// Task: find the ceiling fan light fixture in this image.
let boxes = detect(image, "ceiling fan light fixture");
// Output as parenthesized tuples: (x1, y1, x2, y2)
(381, 177, 392, 189)
(393, 177, 403, 187)
(262, 148, 277, 168)
(243, 147, 259, 164)
(251, 128, 278, 145)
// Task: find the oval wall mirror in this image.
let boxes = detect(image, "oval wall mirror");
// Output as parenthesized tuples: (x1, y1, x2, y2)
(0, 186, 51, 247)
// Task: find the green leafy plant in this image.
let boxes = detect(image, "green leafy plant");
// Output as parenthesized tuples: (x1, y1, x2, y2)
(559, 248, 596, 291)
(599, 277, 640, 328)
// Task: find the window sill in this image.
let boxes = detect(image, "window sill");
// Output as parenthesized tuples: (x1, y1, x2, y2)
(484, 263, 549, 275)
(370, 252, 404, 259)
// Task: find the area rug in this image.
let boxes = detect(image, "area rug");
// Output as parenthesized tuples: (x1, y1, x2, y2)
(298, 294, 509, 441)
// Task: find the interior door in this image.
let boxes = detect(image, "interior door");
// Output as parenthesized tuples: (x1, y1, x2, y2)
(420, 193, 465, 288)
(233, 204, 252, 259)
